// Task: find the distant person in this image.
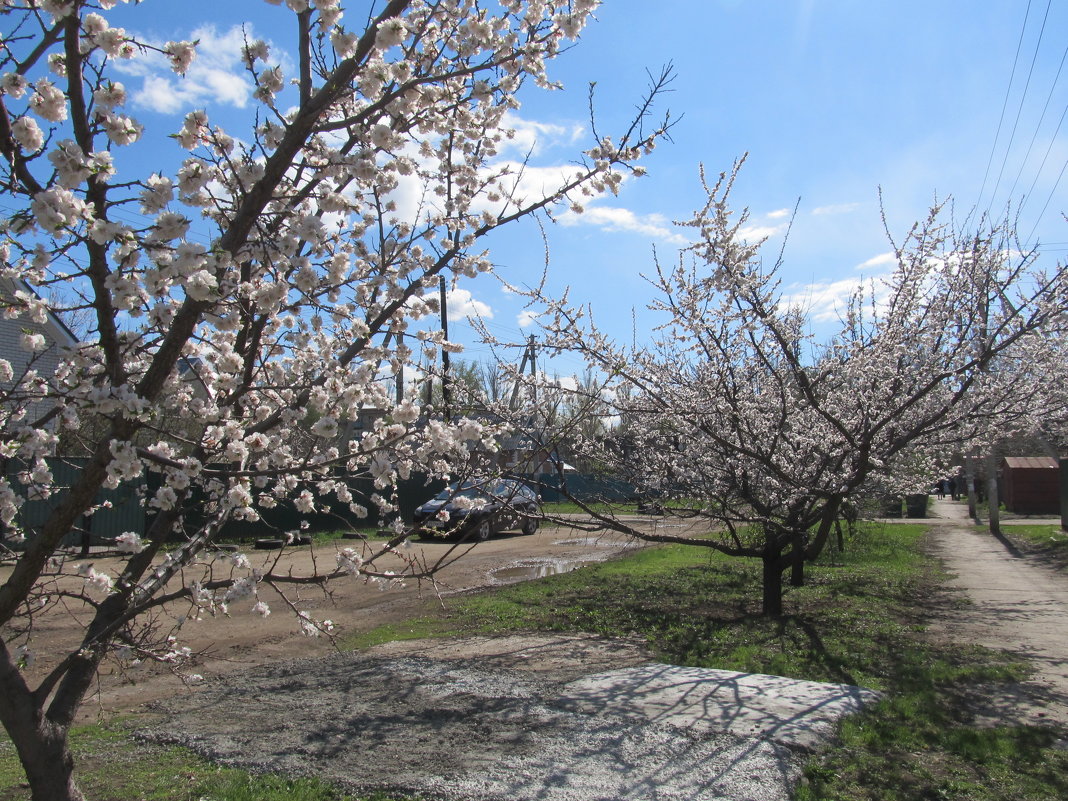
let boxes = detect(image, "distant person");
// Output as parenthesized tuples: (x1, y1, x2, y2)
(948, 477, 958, 500)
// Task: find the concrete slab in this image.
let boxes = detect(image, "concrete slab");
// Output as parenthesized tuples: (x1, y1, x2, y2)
(141, 642, 884, 801)
(558, 664, 882, 750)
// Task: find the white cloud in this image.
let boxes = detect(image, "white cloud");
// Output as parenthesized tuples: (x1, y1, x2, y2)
(385, 158, 595, 232)
(117, 25, 256, 113)
(780, 276, 868, 322)
(855, 251, 897, 271)
(781, 252, 897, 322)
(444, 287, 493, 321)
(812, 202, 861, 216)
(494, 161, 592, 206)
(739, 222, 789, 242)
(767, 208, 792, 219)
(517, 309, 538, 328)
(500, 111, 584, 157)
(543, 373, 578, 391)
(559, 205, 690, 246)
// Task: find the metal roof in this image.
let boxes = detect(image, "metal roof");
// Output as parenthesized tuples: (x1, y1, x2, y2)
(1002, 456, 1059, 470)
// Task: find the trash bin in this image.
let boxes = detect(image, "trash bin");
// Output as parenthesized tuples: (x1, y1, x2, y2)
(905, 493, 929, 518)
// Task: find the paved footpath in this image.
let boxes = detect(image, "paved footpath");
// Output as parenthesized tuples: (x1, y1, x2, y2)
(924, 498, 1068, 725)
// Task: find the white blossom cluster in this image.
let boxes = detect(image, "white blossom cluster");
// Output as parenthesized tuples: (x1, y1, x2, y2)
(530, 162, 1066, 609)
(0, 0, 669, 728)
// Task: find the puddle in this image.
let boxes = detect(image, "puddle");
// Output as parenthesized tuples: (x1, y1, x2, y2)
(491, 558, 600, 583)
(553, 537, 606, 547)
(554, 537, 640, 548)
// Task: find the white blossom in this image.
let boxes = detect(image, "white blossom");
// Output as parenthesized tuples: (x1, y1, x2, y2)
(375, 17, 407, 49)
(163, 41, 197, 75)
(31, 186, 90, 231)
(184, 269, 218, 301)
(1, 72, 29, 98)
(114, 531, 146, 554)
(336, 548, 363, 575)
(11, 117, 44, 152)
(223, 576, 257, 605)
(310, 416, 338, 438)
(101, 112, 142, 145)
(29, 78, 67, 122)
(0, 3, 677, 780)
(19, 333, 46, 353)
(77, 564, 114, 595)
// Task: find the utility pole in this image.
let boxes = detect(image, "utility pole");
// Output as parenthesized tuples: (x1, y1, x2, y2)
(395, 331, 404, 404)
(508, 334, 537, 411)
(439, 274, 452, 419)
(528, 333, 537, 407)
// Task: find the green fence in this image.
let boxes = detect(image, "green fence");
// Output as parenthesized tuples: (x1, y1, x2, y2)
(9, 458, 147, 547)
(526, 472, 637, 504)
(6, 460, 636, 546)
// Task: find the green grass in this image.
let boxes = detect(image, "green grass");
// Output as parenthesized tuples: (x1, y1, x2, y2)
(308, 527, 389, 545)
(351, 521, 1068, 800)
(8, 521, 1066, 800)
(1002, 523, 1068, 567)
(540, 500, 637, 515)
(540, 499, 701, 516)
(0, 723, 409, 801)
(361, 525, 938, 688)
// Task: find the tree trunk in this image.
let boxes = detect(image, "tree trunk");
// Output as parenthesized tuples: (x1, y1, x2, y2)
(790, 530, 804, 587)
(966, 448, 982, 524)
(1, 650, 84, 801)
(14, 721, 83, 801)
(986, 449, 1001, 536)
(762, 550, 785, 617)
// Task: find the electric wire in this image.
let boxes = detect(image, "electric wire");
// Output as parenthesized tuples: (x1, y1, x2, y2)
(972, 0, 1033, 223)
(1024, 154, 1068, 247)
(1005, 39, 1068, 208)
(1017, 100, 1068, 226)
(986, 0, 1054, 218)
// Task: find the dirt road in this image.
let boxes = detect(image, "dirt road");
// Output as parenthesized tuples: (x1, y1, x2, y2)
(5, 520, 649, 720)
(924, 498, 1068, 725)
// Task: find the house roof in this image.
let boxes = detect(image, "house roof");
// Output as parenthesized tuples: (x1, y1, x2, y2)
(1002, 456, 1059, 470)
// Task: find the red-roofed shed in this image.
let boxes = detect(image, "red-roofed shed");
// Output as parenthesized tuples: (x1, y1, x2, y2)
(1000, 457, 1060, 515)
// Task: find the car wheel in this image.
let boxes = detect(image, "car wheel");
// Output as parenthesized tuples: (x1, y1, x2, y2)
(521, 516, 539, 536)
(476, 520, 492, 541)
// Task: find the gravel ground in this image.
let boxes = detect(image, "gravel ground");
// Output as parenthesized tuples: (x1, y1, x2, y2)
(138, 633, 877, 801)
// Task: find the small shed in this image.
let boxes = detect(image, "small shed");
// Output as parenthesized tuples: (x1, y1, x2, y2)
(1001, 457, 1060, 515)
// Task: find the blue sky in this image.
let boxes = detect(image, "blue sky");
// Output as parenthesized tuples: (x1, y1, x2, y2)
(480, 0, 1068, 374)
(41, 1, 1068, 377)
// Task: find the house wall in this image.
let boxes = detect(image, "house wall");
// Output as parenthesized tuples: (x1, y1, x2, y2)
(0, 277, 78, 425)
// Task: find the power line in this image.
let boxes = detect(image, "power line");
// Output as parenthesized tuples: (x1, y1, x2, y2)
(986, 0, 1054, 218)
(1025, 155, 1068, 246)
(1017, 100, 1068, 223)
(972, 0, 1034, 221)
(1005, 39, 1068, 207)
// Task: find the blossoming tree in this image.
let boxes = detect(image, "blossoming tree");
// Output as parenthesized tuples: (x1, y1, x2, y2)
(532, 163, 1067, 616)
(0, 1, 669, 798)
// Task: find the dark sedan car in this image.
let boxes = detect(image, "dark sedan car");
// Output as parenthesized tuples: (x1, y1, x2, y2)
(413, 479, 541, 541)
